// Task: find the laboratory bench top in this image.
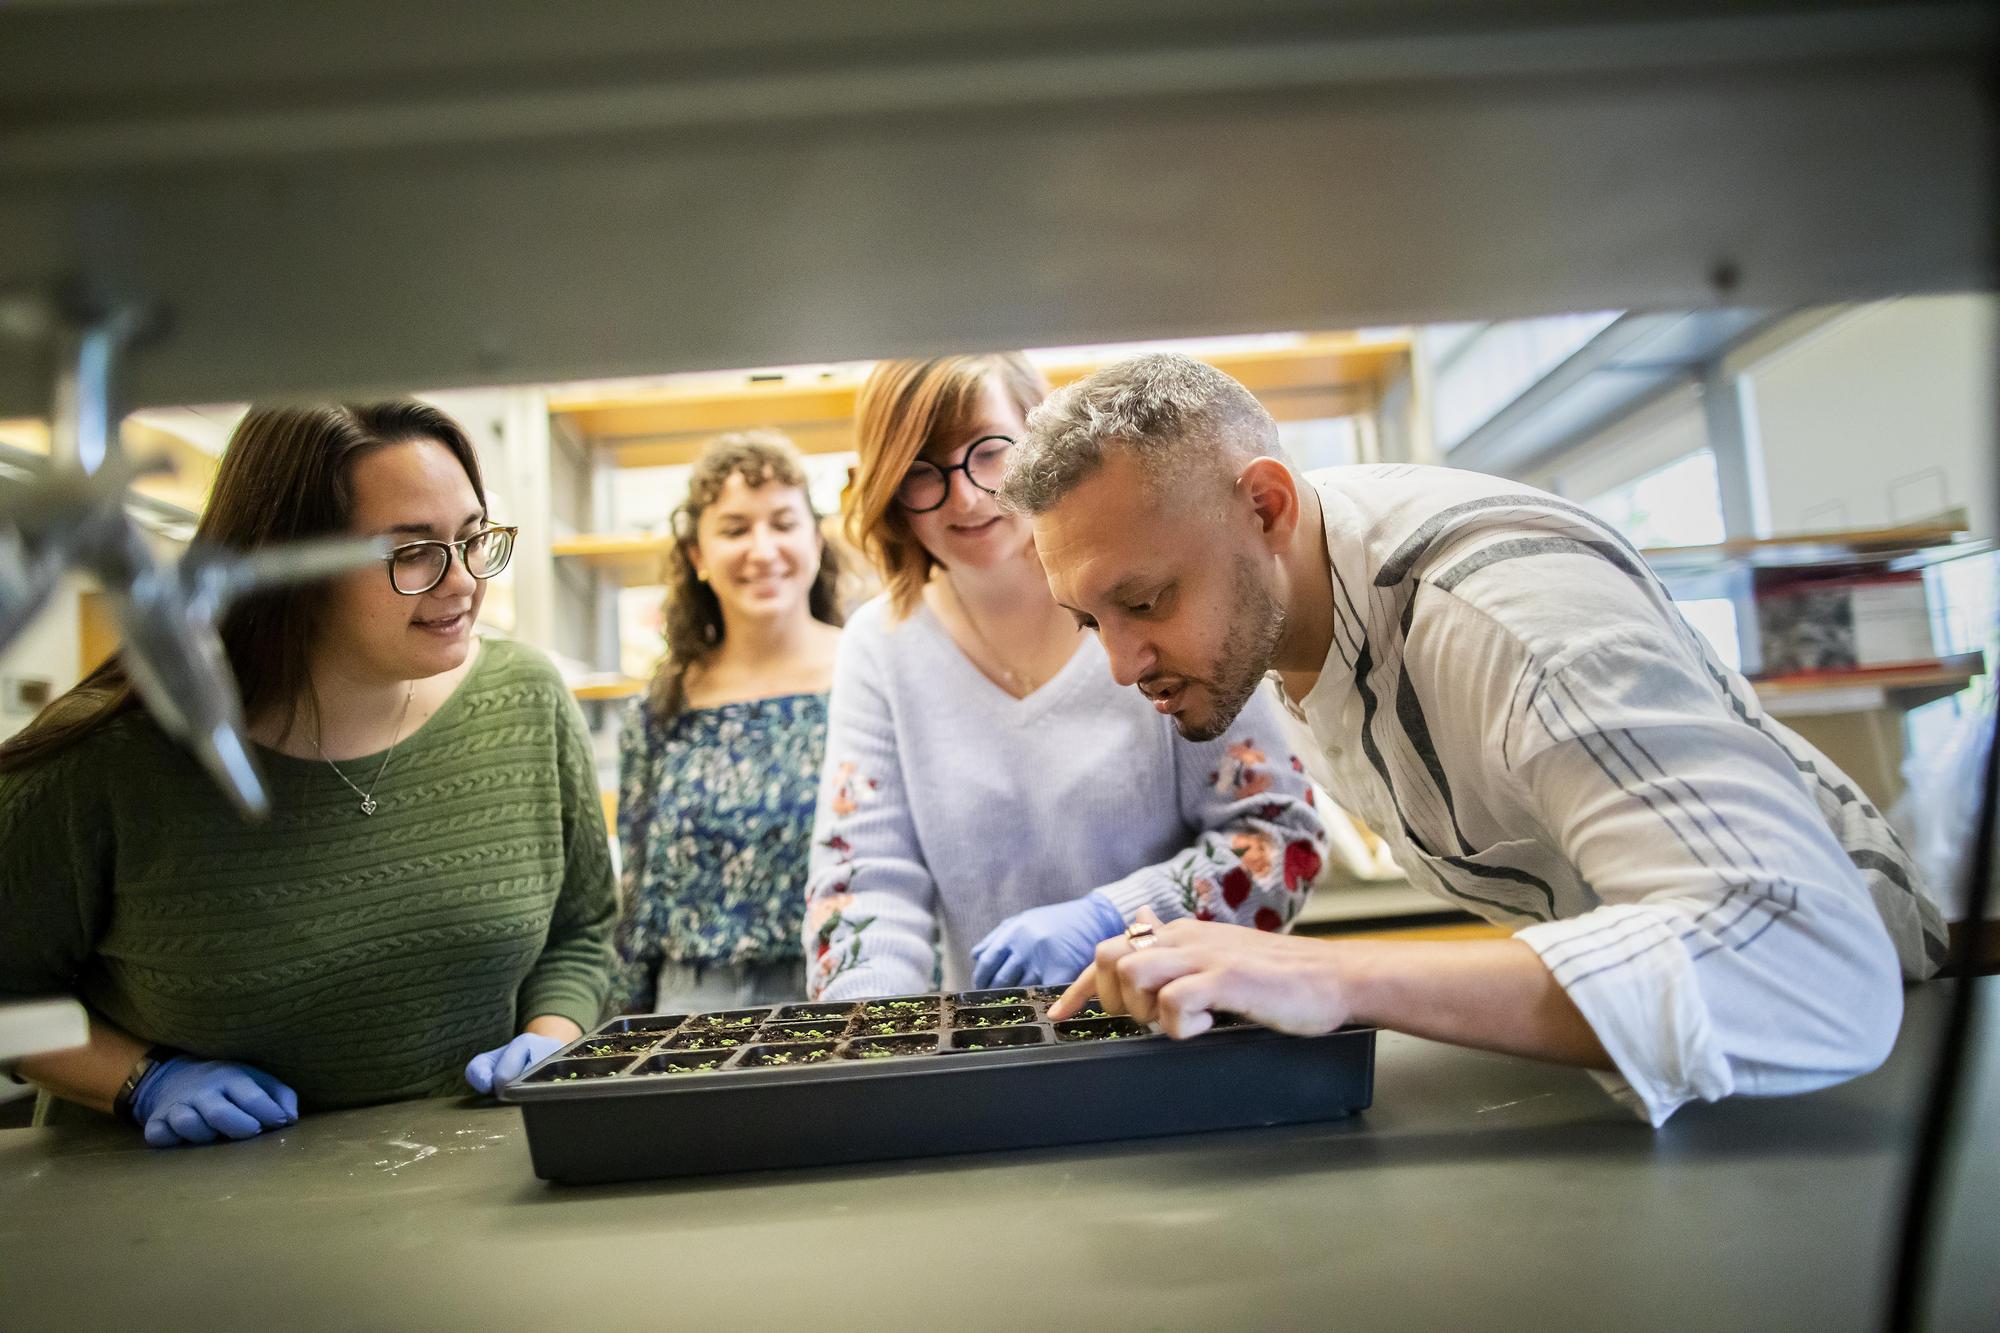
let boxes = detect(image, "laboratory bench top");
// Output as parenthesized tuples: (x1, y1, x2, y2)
(2, 981, 1993, 1332)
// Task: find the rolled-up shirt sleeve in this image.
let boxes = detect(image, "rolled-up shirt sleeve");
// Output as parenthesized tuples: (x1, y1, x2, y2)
(1508, 627, 1905, 1126)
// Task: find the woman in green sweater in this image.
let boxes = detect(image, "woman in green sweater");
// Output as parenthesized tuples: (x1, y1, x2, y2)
(0, 402, 615, 1147)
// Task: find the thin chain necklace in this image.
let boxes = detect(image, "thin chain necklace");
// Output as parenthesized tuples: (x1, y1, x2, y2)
(311, 680, 416, 816)
(945, 577, 1055, 699)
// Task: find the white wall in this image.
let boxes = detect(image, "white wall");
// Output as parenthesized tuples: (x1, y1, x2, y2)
(1526, 295, 1996, 543)
(1747, 294, 1996, 539)
(421, 386, 553, 646)
(0, 575, 82, 742)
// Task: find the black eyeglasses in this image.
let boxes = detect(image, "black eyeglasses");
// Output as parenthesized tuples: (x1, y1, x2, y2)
(383, 525, 518, 595)
(894, 436, 1014, 513)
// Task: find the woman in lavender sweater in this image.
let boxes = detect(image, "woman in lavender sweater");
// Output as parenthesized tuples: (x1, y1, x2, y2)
(804, 354, 1328, 1001)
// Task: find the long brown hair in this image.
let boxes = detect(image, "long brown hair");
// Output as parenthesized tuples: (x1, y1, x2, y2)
(0, 401, 485, 772)
(847, 353, 1048, 618)
(647, 431, 844, 725)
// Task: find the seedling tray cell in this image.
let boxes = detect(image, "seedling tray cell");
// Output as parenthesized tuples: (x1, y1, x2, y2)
(740, 1042, 839, 1068)
(1054, 1017, 1150, 1042)
(954, 988, 1031, 1006)
(664, 1031, 749, 1051)
(637, 1051, 730, 1077)
(601, 1014, 688, 1034)
(948, 1024, 1045, 1051)
(848, 1033, 940, 1059)
(774, 1002, 853, 1022)
(763, 1020, 851, 1043)
(857, 997, 940, 1021)
(951, 1005, 1036, 1028)
(501, 991, 1375, 1183)
(524, 1055, 630, 1084)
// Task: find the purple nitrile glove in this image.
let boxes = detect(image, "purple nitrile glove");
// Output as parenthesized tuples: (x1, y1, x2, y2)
(464, 1032, 567, 1094)
(970, 891, 1128, 989)
(130, 1057, 299, 1149)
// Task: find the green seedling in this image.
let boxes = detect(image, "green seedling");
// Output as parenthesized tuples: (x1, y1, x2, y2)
(685, 1016, 757, 1033)
(852, 1037, 934, 1059)
(861, 1000, 935, 1019)
(756, 1048, 833, 1067)
(865, 1019, 932, 1036)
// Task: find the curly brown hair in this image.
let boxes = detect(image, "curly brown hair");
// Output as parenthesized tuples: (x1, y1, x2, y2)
(647, 430, 844, 724)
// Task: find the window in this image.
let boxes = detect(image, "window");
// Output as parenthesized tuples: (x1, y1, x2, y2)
(1578, 449, 1726, 549)
(1579, 449, 1739, 670)
(1672, 597, 1744, 674)
(1906, 550, 1998, 757)
(1431, 312, 1622, 452)
(1277, 417, 1359, 471)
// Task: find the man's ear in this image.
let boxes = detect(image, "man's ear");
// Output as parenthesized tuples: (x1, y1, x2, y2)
(1237, 457, 1300, 552)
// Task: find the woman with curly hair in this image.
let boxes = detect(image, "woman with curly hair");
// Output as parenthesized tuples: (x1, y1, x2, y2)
(611, 431, 845, 1013)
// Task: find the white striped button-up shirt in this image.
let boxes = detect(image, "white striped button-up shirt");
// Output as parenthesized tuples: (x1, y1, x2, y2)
(1276, 465, 1947, 1125)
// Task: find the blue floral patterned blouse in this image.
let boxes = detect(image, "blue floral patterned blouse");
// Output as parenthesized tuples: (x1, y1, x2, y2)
(611, 691, 828, 1010)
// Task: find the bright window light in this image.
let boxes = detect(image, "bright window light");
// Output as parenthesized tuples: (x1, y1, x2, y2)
(1580, 449, 1726, 550)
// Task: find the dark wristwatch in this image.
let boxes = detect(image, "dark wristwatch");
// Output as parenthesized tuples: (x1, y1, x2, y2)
(113, 1045, 176, 1124)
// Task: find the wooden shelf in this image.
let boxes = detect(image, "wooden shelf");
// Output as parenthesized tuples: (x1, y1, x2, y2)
(1, 414, 221, 517)
(1331, 921, 1513, 943)
(549, 333, 1412, 468)
(1752, 652, 1985, 717)
(551, 533, 674, 581)
(1644, 524, 1991, 583)
(571, 676, 647, 702)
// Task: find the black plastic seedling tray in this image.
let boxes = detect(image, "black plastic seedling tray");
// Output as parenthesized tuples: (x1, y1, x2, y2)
(500, 988, 1375, 1184)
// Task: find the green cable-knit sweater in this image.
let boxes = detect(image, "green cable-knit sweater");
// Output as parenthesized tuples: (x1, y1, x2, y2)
(0, 637, 615, 1110)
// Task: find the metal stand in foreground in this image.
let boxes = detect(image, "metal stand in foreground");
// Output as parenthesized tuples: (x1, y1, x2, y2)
(0, 290, 382, 817)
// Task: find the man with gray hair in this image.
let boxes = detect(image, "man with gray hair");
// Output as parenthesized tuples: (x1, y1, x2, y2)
(1011, 352, 1944, 1125)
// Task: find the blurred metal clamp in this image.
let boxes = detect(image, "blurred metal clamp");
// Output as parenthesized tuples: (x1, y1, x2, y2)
(0, 293, 382, 817)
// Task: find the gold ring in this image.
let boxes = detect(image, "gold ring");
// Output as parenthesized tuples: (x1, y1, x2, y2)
(1126, 922, 1157, 950)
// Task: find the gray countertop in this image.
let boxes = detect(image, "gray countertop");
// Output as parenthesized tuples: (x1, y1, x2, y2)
(2, 982, 1994, 1332)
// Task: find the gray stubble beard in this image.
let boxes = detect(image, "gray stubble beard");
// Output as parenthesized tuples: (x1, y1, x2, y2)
(1173, 553, 1286, 743)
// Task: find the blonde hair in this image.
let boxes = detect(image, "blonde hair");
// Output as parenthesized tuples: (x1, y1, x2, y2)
(846, 353, 1049, 618)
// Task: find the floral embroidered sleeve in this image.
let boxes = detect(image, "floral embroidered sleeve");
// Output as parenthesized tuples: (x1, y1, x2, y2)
(1092, 683, 1329, 933)
(802, 629, 942, 1001)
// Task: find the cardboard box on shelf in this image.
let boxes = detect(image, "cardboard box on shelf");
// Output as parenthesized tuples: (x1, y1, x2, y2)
(1756, 570, 1937, 676)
